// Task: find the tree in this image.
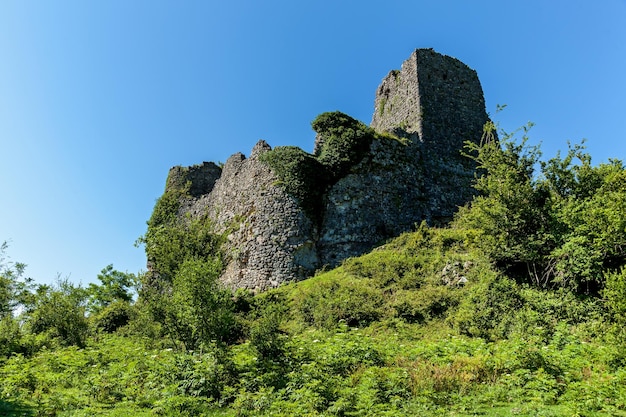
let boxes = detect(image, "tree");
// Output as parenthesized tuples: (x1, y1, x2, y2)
(145, 257, 237, 350)
(26, 279, 89, 347)
(0, 241, 33, 319)
(87, 264, 136, 314)
(455, 122, 626, 292)
(454, 123, 556, 287)
(549, 159, 626, 291)
(0, 242, 34, 357)
(311, 111, 376, 179)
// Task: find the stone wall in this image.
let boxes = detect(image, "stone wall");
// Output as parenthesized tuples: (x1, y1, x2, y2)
(166, 162, 222, 197)
(371, 48, 489, 222)
(171, 140, 318, 292)
(151, 48, 491, 290)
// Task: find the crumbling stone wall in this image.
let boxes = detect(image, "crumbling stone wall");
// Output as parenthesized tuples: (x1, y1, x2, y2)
(151, 48, 491, 290)
(171, 141, 318, 291)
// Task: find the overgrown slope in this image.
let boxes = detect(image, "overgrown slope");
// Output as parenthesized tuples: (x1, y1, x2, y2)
(2, 125, 626, 416)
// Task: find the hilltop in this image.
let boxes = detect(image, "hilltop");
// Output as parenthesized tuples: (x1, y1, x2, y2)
(145, 49, 491, 291)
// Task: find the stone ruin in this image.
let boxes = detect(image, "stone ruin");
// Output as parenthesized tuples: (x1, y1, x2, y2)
(152, 48, 491, 291)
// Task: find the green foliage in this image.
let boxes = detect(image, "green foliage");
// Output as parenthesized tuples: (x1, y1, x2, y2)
(249, 304, 286, 363)
(146, 183, 183, 228)
(139, 180, 238, 351)
(456, 123, 626, 292)
(455, 124, 555, 287)
(451, 272, 522, 340)
(259, 111, 383, 221)
(3, 218, 626, 415)
(311, 111, 376, 179)
(290, 271, 385, 329)
(141, 181, 224, 284)
(0, 316, 25, 358)
(0, 335, 235, 416)
(343, 250, 426, 289)
(285, 225, 492, 332)
(550, 160, 626, 289)
(92, 300, 135, 333)
(0, 243, 34, 359)
(26, 279, 90, 348)
(0, 241, 33, 320)
(87, 264, 136, 314)
(604, 266, 626, 341)
(144, 257, 237, 350)
(393, 285, 459, 323)
(144, 214, 224, 285)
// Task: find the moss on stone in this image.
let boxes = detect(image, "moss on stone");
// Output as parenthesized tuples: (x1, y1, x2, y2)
(259, 112, 401, 223)
(259, 146, 329, 222)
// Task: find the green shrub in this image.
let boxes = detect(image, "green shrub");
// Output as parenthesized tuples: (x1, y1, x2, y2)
(26, 280, 90, 348)
(451, 272, 522, 340)
(604, 266, 626, 342)
(511, 288, 603, 342)
(456, 127, 626, 292)
(343, 250, 425, 289)
(143, 214, 224, 285)
(292, 272, 384, 329)
(392, 286, 459, 323)
(249, 304, 286, 364)
(0, 316, 24, 357)
(174, 351, 236, 401)
(149, 257, 238, 350)
(92, 300, 134, 333)
(311, 111, 376, 179)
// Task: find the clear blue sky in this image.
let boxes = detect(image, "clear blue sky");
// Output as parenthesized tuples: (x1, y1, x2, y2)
(1, 0, 625, 286)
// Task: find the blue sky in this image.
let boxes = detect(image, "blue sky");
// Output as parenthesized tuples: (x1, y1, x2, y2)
(1, 0, 625, 286)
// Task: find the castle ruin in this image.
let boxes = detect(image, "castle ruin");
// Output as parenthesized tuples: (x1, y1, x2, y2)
(151, 49, 491, 291)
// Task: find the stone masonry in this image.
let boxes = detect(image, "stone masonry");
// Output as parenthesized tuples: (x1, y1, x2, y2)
(151, 49, 491, 291)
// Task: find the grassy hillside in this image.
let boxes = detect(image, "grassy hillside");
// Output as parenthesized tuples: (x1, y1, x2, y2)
(1, 226, 625, 416)
(2, 127, 626, 416)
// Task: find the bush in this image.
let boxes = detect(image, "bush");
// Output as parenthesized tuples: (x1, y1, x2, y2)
(0, 316, 24, 357)
(343, 251, 425, 289)
(92, 300, 134, 333)
(604, 266, 626, 341)
(456, 127, 626, 292)
(311, 111, 376, 179)
(451, 272, 522, 340)
(292, 272, 385, 329)
(26, 280, 89, 348)
(146, 257, 238, 350)
(143, 214, 224, 285)
(392, 286, 459, 323)
(250, 306, 286, 363)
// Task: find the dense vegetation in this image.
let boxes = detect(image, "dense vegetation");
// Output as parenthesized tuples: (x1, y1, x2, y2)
(2, 121, 626, 416)
(259, 111, 382, 221)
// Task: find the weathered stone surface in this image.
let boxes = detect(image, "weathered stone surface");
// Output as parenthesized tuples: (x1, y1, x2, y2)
(319, 49, 490, 265)
(318, 136, 422, 265)
(166, 162, 222, 197)
(181, 140, 318, 291)
(372, 48, 488, 220)
(151, 49, 491, 290)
